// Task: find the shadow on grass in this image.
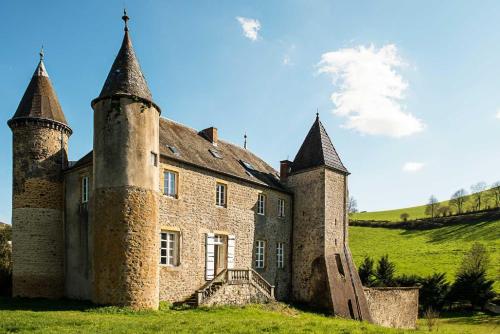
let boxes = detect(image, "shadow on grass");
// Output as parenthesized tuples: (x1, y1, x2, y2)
(400, 219, 500, 243)
(439, 310, 500, 325)
(0, 297, 96, 312)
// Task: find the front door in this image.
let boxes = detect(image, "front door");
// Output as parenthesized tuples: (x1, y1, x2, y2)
(213, 235, 227, 275)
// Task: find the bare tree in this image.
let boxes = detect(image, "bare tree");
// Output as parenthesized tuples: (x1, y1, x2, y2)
(425, 195, 440, 218)
(490, 182, 500, 208)
(450, 189, 467, 214)
(470, 182, 487, 211)
(348, 196, 358, 214)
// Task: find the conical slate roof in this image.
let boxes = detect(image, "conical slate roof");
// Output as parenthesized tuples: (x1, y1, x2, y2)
(10, 59, 69, 126)
(291, 115, 349, 174)
(96, 30, 152, 103)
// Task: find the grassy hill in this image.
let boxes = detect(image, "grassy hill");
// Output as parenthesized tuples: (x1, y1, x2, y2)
(0, 298, 498, 334)
(349, 219, 500, 291)
(351, 189, 498, 222)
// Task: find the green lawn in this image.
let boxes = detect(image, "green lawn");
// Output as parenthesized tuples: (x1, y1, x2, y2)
(349, 219, 500, 291)
(351, 189, 498, 222)
(0, 298, 497, 334)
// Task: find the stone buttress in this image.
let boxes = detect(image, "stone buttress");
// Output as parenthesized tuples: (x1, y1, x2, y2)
(286, 115, 372, 321)
(8, 51, 72, 298)
(91, 13, 161, 309)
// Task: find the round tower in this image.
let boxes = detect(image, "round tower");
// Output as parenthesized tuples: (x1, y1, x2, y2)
(91, 11, 160, 309)
(8, 49, 72, 298)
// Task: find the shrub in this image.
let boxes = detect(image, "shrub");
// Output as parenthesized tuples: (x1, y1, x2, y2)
(0, 231, 12, 296)
(419, 273, 449, 312)
(394, 274, 421, 287)
(400, 213, 410, 222)
(358, 256, 375, 286)
(373, 255, 396, 287)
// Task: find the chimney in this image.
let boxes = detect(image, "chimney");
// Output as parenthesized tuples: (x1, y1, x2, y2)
(200, 127, 218, 146)
(280, 160, 292, 182)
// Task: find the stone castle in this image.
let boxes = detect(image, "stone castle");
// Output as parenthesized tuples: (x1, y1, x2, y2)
(8, 13, 418, 328)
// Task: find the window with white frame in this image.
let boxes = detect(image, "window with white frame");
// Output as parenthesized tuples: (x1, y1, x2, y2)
(278, 199, 285, 218)
(257, 193, 266, 215)
(163, 170, 177, 197)
(81, 176, 89, 203)
(255, 240, 265, 268)
(216, 183, 227, 207)
(160, 231, 179, 266)
(276, 242, 284, 268)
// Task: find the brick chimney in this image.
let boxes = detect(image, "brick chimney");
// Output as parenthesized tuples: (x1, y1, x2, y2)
(200, 127, 218, 146)
(280, 160, 292, 182)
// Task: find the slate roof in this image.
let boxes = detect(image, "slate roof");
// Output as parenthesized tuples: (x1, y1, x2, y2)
(291, 115, 349, 174)
(94, 29, 153, 104)
(69, 118, 286, 191)
(9, 60, 69, 126)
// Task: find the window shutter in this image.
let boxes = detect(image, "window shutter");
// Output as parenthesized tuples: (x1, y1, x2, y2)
(227, 235, 236, 269)
(205, 233, 215, 280)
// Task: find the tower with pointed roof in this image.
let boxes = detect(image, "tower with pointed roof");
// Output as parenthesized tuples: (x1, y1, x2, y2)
(8, 49, 72, 298)
(90, 10, 161, 309)
(286, 114, 372, 321)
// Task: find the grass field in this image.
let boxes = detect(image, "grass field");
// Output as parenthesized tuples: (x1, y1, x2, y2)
(0, 298, 498, 334)
(351, 189, 498, 222)
(349, 219, 500, 291)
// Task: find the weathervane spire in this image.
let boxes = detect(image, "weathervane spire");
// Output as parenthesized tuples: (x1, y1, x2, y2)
(122, 8, 130, 31)
(39, 45, 44, 61)
(316, 108, 319, 119)
(244, 132, 247, 149)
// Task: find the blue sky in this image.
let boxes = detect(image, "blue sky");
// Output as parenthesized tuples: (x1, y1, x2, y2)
(1, 0, 500, 222)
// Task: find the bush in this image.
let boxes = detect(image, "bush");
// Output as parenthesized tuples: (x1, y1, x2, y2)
(419, 273, 449, 312)
(0, 231, 12, 296)
(373, 254, 396, 287)
(394, 274, 421, 287)
(358, 256, 375, 286)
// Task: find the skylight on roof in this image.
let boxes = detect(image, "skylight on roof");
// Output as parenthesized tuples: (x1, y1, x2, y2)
(168, 145, 180, 155)
(209, 148, 223, 159)
(240, 160, 255, 170)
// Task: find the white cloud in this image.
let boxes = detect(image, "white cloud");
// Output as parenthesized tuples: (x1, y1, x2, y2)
(283, 55, 291, 65)
(402, 162, 425, 172)
(318, 44, 425, 137)
(236, 17, 261, 41)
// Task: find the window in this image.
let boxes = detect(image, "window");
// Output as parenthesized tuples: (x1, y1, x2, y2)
(168, 145, 180, 155)
(160, 231, 179, 266)
(257, 193, 266, 215)
(209, 148, 223, 159)
(81, 176, 89, 203)
(163, 170, 177, 197)
(255, 240, 265, 268)
(278, 199, 285, 218)
(216, 183, 227, 207)
(150, 152, 158, 166)
(335, 253, 345, 277)
(276, 242, 284, 268)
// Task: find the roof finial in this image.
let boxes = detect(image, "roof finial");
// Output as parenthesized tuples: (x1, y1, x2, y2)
(316, 108, 319, 119)
(39, 45, 44, 61)
(122, 8, 130, 31)
(244, 132, 248, 149)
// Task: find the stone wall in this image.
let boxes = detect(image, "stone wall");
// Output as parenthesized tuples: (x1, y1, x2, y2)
(64, 164, 92, 300)
(158, 158, 292, 303)
(203, 283, 270, 306)
(363, 287, 419, 329)
(11, 124, 68, 298)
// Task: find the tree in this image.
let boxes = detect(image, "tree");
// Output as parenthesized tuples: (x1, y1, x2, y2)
(400, 213, 410, 222)
(490, 182, 500, 208)
(374, 254, 396, 287)
(348, 196, 358, 214)
(470, 182, 487, 211)
(449, 243, 495, 309)
(358, 256, 375, 286)
(425, 195, 440, 218)
(450, 189, 467, 214)
(436, 206, 450, 217)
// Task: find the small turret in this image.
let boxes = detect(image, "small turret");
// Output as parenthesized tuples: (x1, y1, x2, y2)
(91, 11, 160, 309)
(8, 49, 72, 298)
(287, 115, 371, 321)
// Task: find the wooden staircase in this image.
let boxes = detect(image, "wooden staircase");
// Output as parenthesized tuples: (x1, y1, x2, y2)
(178, 268, 275, 307)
